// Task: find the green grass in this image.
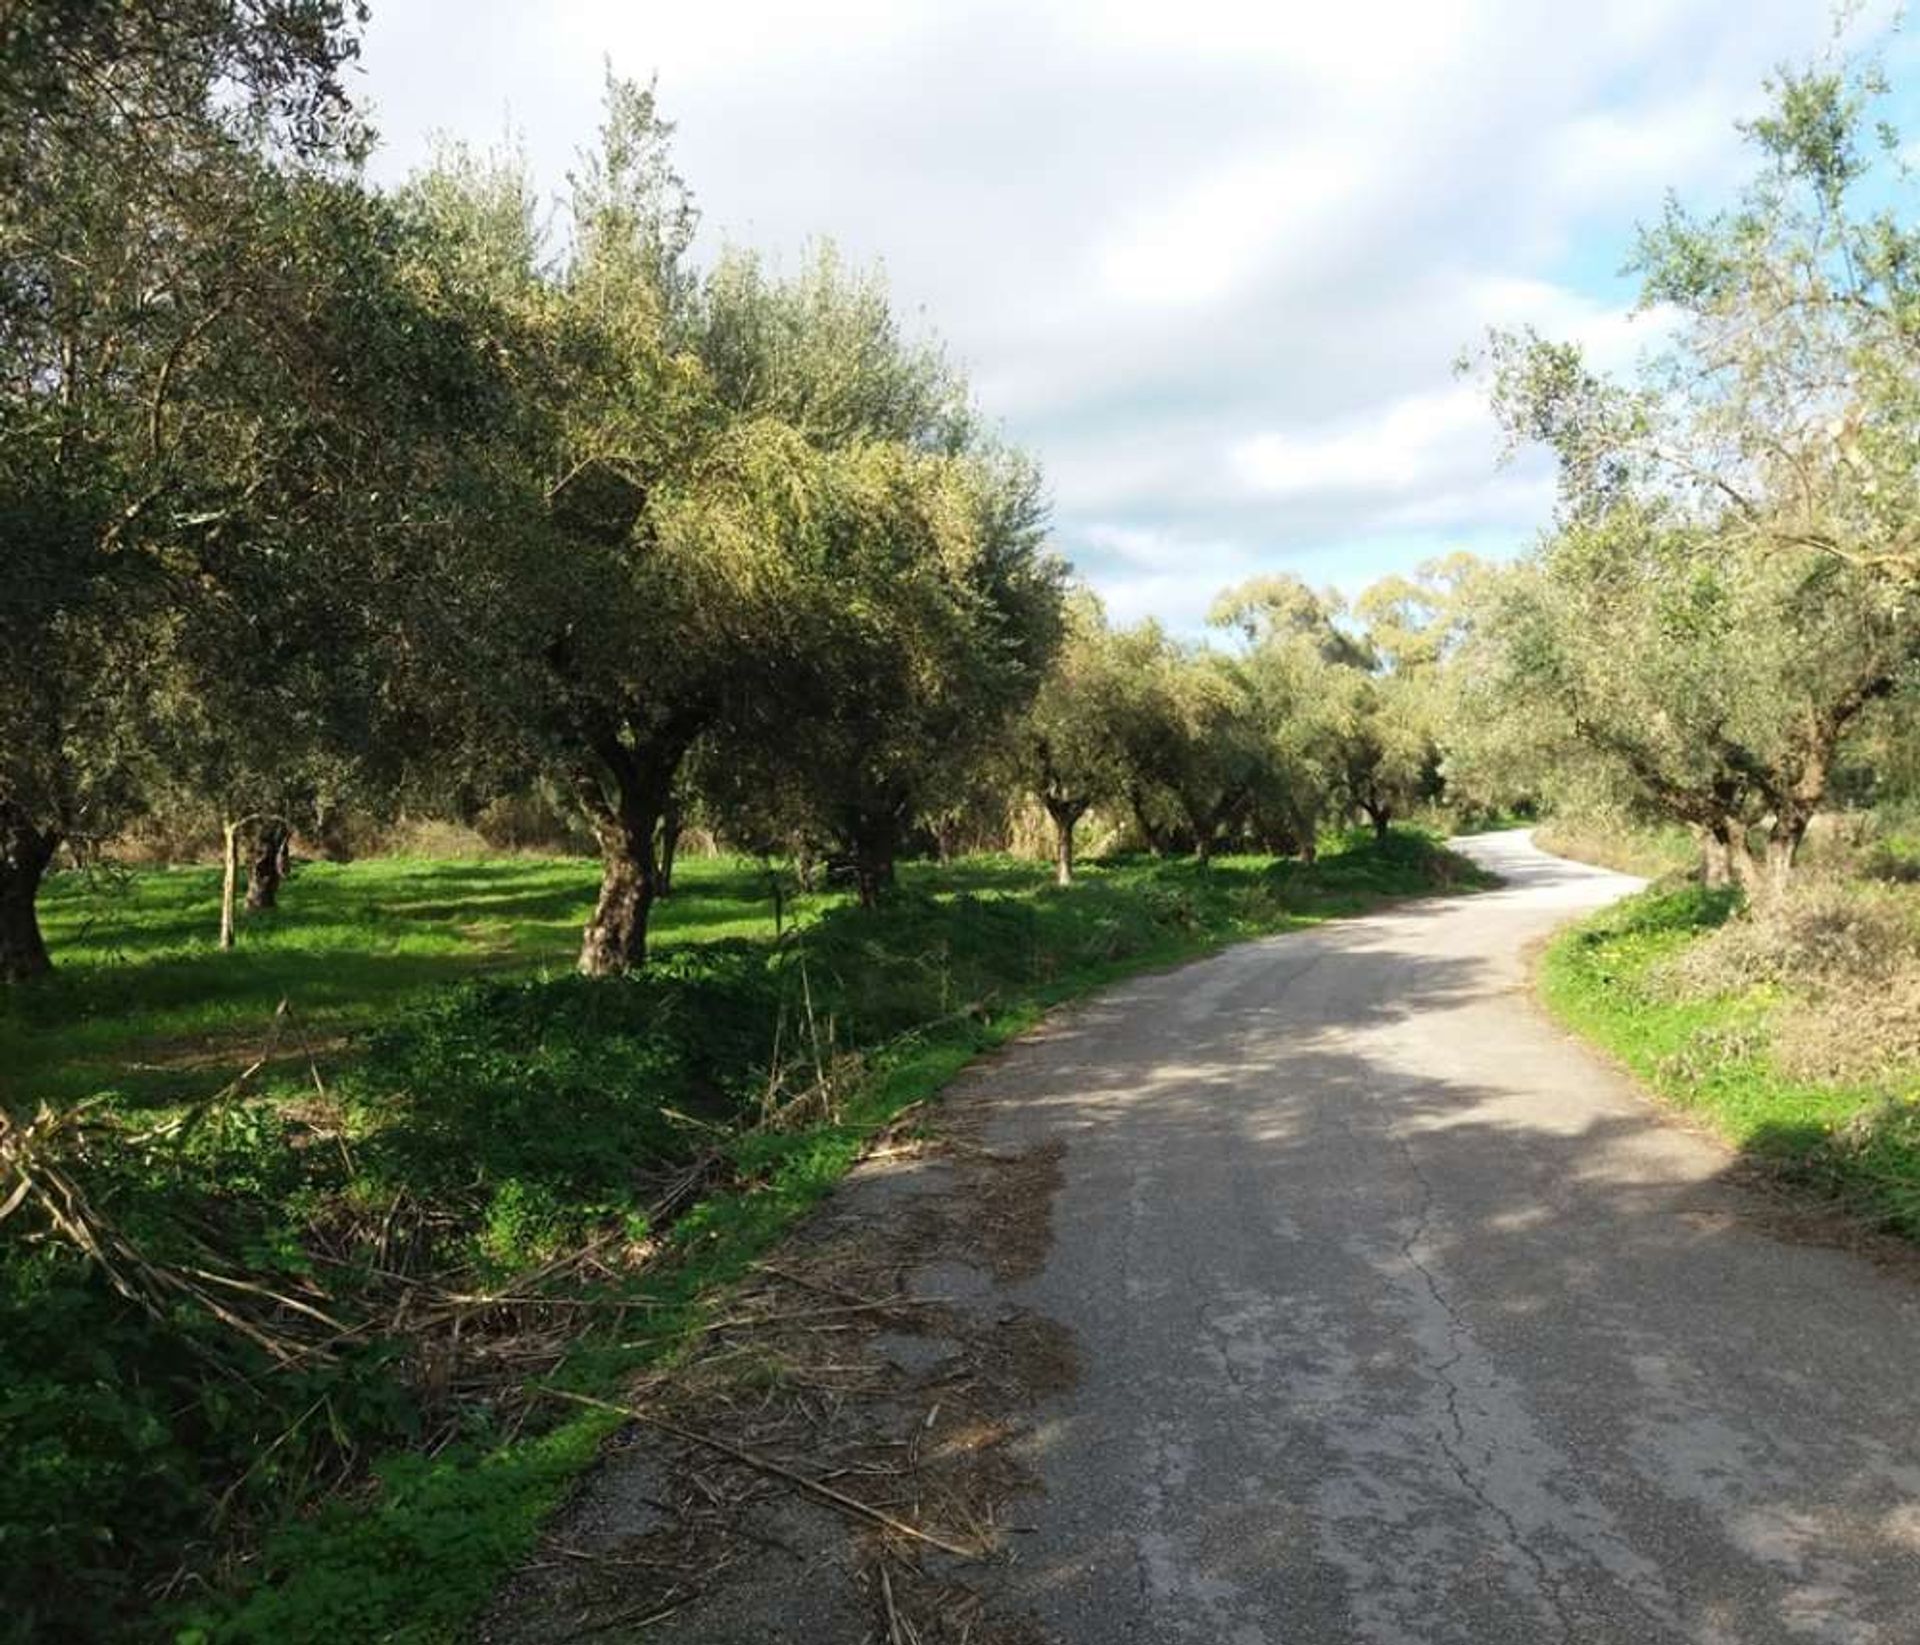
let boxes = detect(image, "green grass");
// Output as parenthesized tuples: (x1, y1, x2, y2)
(1532, 815, 1699, 879)
(1, 831, 1486, 1643)
(1, 854, 838, 1110)
(1540, 881, 1920, 1237)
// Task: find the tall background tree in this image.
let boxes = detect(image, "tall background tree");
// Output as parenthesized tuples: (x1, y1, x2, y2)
(1468, 54, 1920, 893)
(0, 0, 403, 978)
(1013, 591, 1128, 885)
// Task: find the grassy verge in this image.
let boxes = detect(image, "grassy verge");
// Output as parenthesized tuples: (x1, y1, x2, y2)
(2, 832, 1487, 1643)
(1539, 880, 1920, 1240)
(1532, 816, 1698, 879)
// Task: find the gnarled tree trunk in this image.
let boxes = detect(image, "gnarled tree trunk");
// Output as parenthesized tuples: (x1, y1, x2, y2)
(1698, 823, 1732, 889)
(245, 819, 289, 911)
(1046, 797, 1088, 887)
(0, 815, 57, 983)
(580, 783, 664, 975)
(1725, 829, 1762, 897)
(573, 726, 697, 976)
(580, 813, 660, 974)
(851, 831, 897, 910)
(846, 799, 909, 911)
(1758, 810, 1809, 905)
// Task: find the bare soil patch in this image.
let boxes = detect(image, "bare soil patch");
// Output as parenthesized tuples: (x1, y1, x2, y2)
(483, 1099, 1077, 1644)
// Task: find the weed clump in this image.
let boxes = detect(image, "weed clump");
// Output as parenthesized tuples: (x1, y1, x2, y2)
(1657, 877, 1920, 998)
(1649, 877, 1920, 1090)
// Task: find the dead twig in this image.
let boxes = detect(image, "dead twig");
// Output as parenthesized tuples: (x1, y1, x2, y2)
(880, 1559, 909, 1645)
(535, 1386, 981, 1560)
(701, 1296, 949, 1334)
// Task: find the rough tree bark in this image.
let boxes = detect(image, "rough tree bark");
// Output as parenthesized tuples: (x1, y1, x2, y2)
(1045, 796, 1088, 887)
(851, 829, 898, 910)
(1758, 808, 1811, 905)
(575, 740, 680, 976)
(846, 798, 909, 911)
(580, 812, 660, 973)
(0, 813, 57, 982)
(1698, 823, 1732, 889)
(245, 819, 290, 911)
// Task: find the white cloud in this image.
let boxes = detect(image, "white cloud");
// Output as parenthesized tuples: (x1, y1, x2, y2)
(1094, 148, 1364, 310)
(1230, 384, 1490, 499)
(354, 0, 1892, 632)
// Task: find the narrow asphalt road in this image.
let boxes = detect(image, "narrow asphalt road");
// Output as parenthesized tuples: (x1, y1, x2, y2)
(966, 830, 1920, 1643)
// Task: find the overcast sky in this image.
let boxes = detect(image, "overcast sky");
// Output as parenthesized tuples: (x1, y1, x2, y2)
(353, 1, 1905, 631)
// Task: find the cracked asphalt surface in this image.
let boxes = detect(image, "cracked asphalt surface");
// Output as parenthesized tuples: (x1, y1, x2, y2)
(962, 831, 1920, 1643)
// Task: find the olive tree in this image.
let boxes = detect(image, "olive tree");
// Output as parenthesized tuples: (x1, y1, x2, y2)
(1469, 58, 1920, 894)
(1483, 61, 1920, 588)
(717, 442, 1062, 906)
(0, 0, 447, 980)
(401, 88, 746, 974)
(1486, 505, 1911, 894)
(1010, 591, 1128, 884)
(408, 106, 1061, 953)
(1236, 635, 1345, 859)
(689, 243, 1063, 903)
(1209, 570, 1440, 843)
(1156, 651, 1267, 862)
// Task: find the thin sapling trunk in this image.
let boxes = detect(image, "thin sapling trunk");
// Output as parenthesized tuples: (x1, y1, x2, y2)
(220, 819, 241, 949)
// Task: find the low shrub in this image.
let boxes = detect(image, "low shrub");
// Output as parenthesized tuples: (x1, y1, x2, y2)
(1773, 974, 1920, 1088)
(1656, 877, 1920, 998)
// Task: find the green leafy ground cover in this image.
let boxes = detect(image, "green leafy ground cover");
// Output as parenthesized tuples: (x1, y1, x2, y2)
(2, 854, 833, 1111)
(1, 832, 1484, 1642)
(1540, 882, 1920, 1241)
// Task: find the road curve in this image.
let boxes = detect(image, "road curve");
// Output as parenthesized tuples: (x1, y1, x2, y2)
(969, 830, 1920, 1643)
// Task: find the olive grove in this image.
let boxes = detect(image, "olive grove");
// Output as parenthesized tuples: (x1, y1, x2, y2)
(12, 10, 1920, 983)
(1466, 58, 1920, 892)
